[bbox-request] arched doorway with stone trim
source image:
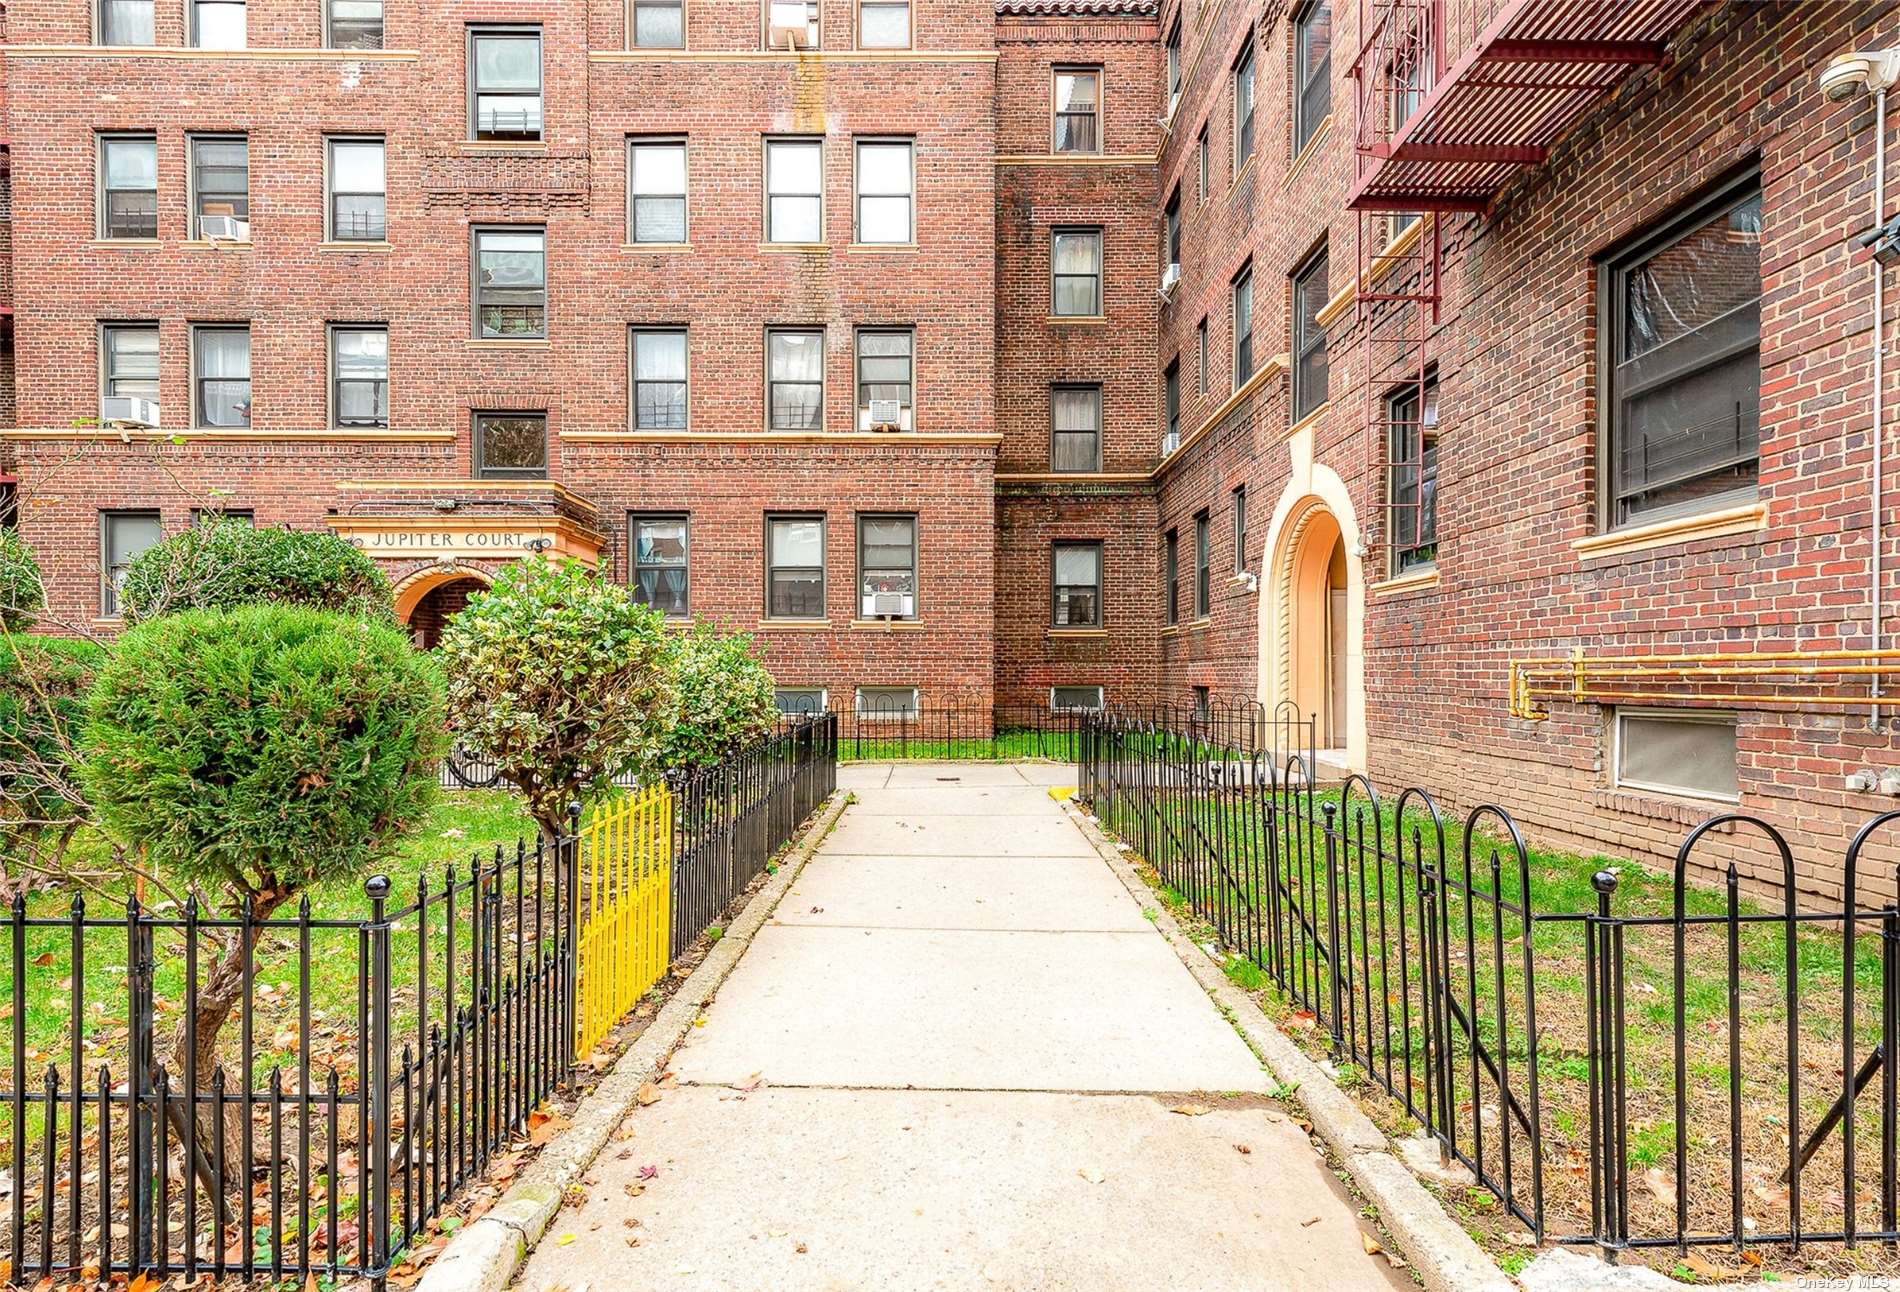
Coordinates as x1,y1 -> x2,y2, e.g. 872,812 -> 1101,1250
1285,506 -> 1347,751
392,562 -> 495,650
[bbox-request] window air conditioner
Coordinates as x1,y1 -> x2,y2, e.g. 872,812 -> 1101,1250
863,591 -> 914,618
200,215 -> 250,241
100,396 -> 160,428
868,398 -> 903,430
1159,262 -> 1182,297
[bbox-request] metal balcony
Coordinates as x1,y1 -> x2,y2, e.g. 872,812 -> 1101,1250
1348,0 -> 1709,211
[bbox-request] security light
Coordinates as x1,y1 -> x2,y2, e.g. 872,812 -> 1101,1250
1859,212 -> 1900,267
1821,48 -> 1900,102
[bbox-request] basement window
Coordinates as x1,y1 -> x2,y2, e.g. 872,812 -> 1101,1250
1052,685 -> 1104,713
775,687 -> 828,715
1612,709 -> 1738,803
856,686 -> 920,720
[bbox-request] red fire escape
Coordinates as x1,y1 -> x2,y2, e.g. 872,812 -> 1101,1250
1347,0 -> 1707,568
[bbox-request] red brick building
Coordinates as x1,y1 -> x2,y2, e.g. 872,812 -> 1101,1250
4,0 -> 1899,895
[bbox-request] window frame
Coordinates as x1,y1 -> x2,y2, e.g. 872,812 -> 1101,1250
853,137 -> 914,246
628,135 -> 689,245
1197,316 -> 1209,395
472,411 -> 549,480
629,512 -> 691,618
1050,227 -> 1103,318
100,509 -> 162,619
1192,509 -> 1210,617
775,687 -> 829,716
190,323 -> 251,429
856,512 -> 919,621
764,0 -> 819,49
857,0 -> 910,50
764,136 -> 825,245
1232,39 -> 1255,174
1052,66 -> 1103,155
97,0 -> 156,45
855,686 -> 920,720
1164,187 -> 1181,268
1232,262 -> 1254,389
187,133 -> 249,241
97,133 -> 158,240
855,327 -> 914,431
631,327 -> 690,431
1293,0 -> 1332,156
324,0 -> 383,50
1050,383 -> 1103,474
631,0 -> 685,49
467,25 -> 545,143
1387,373 -> 1440,575
1051,685 -> 1105,714
471,224 -> 548,340
766,327 -> 826,431
1165,20 -> 1182,115
766,512 -> 828,620
325,135 -> 386,243
1051,540 -> 1104,629
1163,358 -> 1180,451
188,0 -> 245,48
1291,246 -> 1329,422
329,323 -> 390,430
99,321 -> 160,411
1164,527 -> 1179,626
1612,708 -> 1740,804
1233,484 -> 1248,572
1197,124 -> 1210,204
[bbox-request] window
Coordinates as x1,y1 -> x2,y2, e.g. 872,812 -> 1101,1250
1052,542 -> 1102,628
1051,229 -> 1102,317
767,0 -> 818,47
330,326 -> 388,428
1292,247 -> 1329,421
470,28 -> 543,141
327,0 -> 382,49
775,687 -> 828,715
1193,685 -> 1210,721
100,511 -> 161,618
1233,484 -> 1248,572
102,324 -> 159,407
474,227 -> 547,339
859,0 -> 908,48
629,138 -> 688,243
99,0 -> 154,44
1052,685 -> 1104,713
1164,528 -> 1179,625
1053,69 -> 1100,153
1232,42 -> 1255,172
1164,188 -> 1181,269
1165,22 -> 1182,114
1602,172 -> 1761,526
1388,376 -> 1439,573
856,686 -> 919,720
1163,359 -> 1179,452
855,139 -> 913,244
327,137 -> 386,241
767,515 -> 826,618
858,514 -> 917,619
1051,385 -> 1101,473
856,329 -> 913,430
473,412 -> 548,479
633,0 -> 683,48
193,326 -> 250,428
1197,125 -> 1209,203
768,329 -> 825,429
1232,263 -> 1254,387
190,0 -> 245,48
1197,317 -> 1209,395
1294,1 -> 1332,155
1613,710 -> 1738,802
188,135 -> 248,240
1193,510 -> 1210,617
766,138 -> 823,244
630,514 -> 690,617
98,136 -> 157,239
632,329 -> 689,429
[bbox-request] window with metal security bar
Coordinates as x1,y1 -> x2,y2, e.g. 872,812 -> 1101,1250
630,514 -> 690,617
1600,169 -> 1761,528
474,227 -> 546,339
98,135 -> 156,239
100,511 -> 160,618
1293,1 -> 1330,155
1053,69 -> 1101,153
101,324 -> 158,407
1052,685 -> 1104,713
1052,541 -> 1102,628
474,412 -> 547,479
1051,385 -> 1101,473
1387,374 -> 1439,575
327,137 -> 386,241
99,0 -> 154,44
326,0 -> 382,49
856,686 -> 919,720
1292,246 -> 1328,421
767,514 -> 826,618
470,28 -> 543,141
188,135 -> 248,241
633,0 -> 683,48
632,329 -> 689,429
1613,709 -> 1738,803
331,325 -> 389,429
768,329 -> 824,429
857,514 -> 917,620
775,687 -> 827,715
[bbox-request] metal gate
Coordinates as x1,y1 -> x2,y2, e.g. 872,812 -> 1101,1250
574,783 -> 673,1059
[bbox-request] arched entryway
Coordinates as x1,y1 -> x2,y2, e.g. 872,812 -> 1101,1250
1285,507 -> 1348,752
392,564 -> 494,650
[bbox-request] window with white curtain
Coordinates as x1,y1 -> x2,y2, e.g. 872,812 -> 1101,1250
1052,542 -> 1102,627
630,514 -> 690,617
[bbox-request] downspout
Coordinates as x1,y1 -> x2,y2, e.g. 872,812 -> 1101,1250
1875,84 -> 1888,731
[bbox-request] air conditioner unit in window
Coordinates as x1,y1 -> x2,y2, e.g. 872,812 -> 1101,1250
199,215 -> 250,242
100,396 -> 160,428
769,23 -> 812,48
863,592 -> 914,619
868,398 -> 903,430
1159,262 -> 1182,298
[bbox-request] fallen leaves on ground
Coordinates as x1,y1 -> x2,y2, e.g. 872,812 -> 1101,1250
529,1111 -> 573,1147
1169,1103 -> 1211,1117
1360,1233 -> 1382,1256
636,1082 -> 662,1107
1683,1251 -> 1747,1282
1077,1167 -> 1105,1185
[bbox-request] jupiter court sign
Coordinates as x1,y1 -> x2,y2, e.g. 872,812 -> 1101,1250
325,515 -> 605,564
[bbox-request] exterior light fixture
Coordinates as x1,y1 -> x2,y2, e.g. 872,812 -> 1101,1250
1821,48 -> 1900,101
1859,211 -> 1900,266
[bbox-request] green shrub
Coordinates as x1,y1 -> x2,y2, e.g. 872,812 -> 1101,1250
119,518 -> 394,624
0,636 -> 106,883
438,559 -> 676,837
0,530 -> 46,631
660,621 -> 777,770
82,604 -> 444,893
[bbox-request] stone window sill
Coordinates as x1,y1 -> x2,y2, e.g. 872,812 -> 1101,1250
621,242 -> 693,253
758,618 -> 832,630
1046,315 -> 1108,326
318,240 -> 391,252
849,618 -> 926,630
1371,566 -> 1439,598
1571,501 -> 1767,561
1046,627 -> 1108,639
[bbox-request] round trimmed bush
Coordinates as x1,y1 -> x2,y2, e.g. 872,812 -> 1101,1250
119,519 -> 394,625
660,621 -> 777,770
82,604 -> 444,893
0,530 -> 46,631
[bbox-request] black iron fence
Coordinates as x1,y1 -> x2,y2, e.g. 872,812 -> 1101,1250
2,715 -> 837,1287
1079,710 -> 1900,1265
825,696 -> 1302,764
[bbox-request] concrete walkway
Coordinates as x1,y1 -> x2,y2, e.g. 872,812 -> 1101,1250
515,762 -> 1403,1292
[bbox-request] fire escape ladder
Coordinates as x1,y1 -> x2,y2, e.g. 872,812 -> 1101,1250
1357,207 -> 1439,573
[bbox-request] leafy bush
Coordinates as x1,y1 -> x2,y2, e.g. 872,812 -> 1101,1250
0,530 -> 46,631
438,559 -> 677,837
82,605 -> 444,895
119,518 -> 394,624
660,621 -> 777,770
0,636 -> 106,888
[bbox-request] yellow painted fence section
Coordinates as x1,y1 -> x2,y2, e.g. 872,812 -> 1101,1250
575,782 -> 673,1059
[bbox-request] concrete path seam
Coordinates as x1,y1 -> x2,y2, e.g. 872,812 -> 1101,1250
1060,797 -> 1518,1292
416,788 -> 852,1292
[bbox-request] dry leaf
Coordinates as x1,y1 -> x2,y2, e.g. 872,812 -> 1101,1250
1077,1167 -> 1105,1184
636,1083 -> 662,1107
1643,1167 -> 1675,1207
1503,1230 -> 1536,1247
1682,1251 -> 1745,1282
1360,1232 -> 1382,1256
529,1113 -> 572,1147
1169,1103 -> 1211,1117
1232,1143 -> 1251,1155
1300,1216 -> 1321,1228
